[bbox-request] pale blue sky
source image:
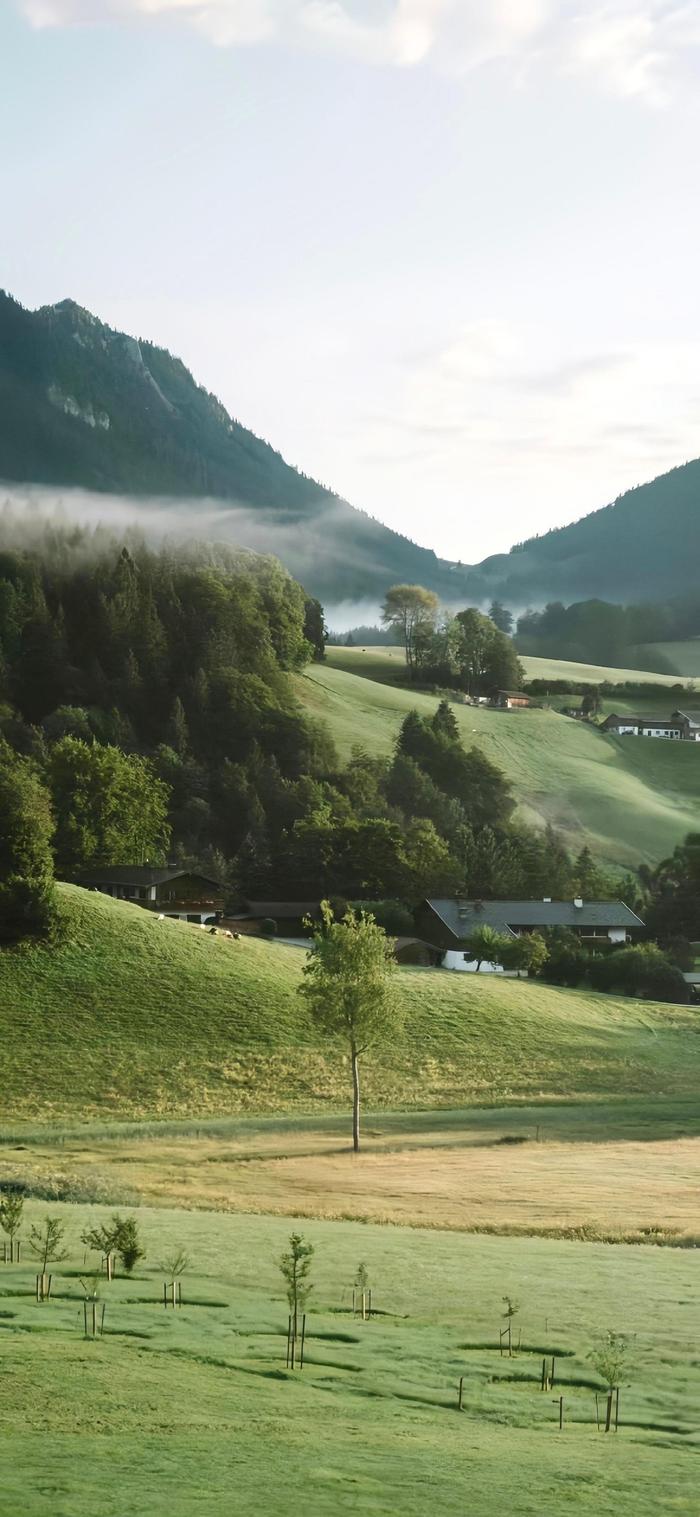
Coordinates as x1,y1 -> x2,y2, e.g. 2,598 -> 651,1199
3,1 -> 700,561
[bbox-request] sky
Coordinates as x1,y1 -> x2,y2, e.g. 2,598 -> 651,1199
2,1 -> 700,563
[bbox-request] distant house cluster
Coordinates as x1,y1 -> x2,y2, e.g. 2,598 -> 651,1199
601,709 -> 700,741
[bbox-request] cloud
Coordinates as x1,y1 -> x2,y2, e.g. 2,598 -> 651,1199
17,0 -> 700,103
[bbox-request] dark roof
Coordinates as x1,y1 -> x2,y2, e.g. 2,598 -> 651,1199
244,901 -> 322,918
78,866 -> 223,889
423,898 -> 644,940
672,709 -> 700,724
603,713 -> 685,728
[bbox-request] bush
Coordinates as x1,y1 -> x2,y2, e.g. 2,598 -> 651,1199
588,943 -> 689,1004
349,900 -> 414,936
260,917 -> 277,936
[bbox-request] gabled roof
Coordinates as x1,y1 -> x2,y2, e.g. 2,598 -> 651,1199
423,898 -> 644,940
603,713 -> 685,727
79,866 -> 223,889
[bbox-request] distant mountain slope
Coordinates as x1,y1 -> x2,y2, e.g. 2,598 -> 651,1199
0,291 -> 468,604
2,289 -> 698,609
460,459 -> 700,607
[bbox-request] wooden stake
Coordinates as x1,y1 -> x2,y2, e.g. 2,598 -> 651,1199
595,1394 -> 600,1431
605,1390 -> 613,1433
92,1301 -> 97,1339
163,1282 -> 167,1309
101,1303 -> 106,1336
83,1300 -> 88,1337
458,1376 -> 464,1411
106,1253 -> 113,1283
550,1356 -> 555,1388
352,1288 -> 356,1315
368,1289 -> 372,1319
541,1357 -> 547,1391
300,1313 -> 306,1370
615,1387 -> 620,1432
558,1396 -> 564,1431
286,1315 -> 292,1368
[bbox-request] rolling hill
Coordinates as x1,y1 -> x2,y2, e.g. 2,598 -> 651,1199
299,650 -> 700,866
0,885 -> 697,1124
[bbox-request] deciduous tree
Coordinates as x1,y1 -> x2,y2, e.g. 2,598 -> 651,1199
299,902 -> 400,1151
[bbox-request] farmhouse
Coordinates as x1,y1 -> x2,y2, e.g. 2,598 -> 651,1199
601,710 -> 700,740
415,897 -> 645,973
223,901 -> 322,937
496,690 -> 533,709
77,866 -> 225,924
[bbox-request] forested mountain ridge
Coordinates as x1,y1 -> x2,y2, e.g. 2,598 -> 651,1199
3,288 -> 699,609
463,458 -> 700,607
0,291 -> 467,604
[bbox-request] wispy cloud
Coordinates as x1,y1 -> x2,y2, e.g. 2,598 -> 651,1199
17,0 -> 700,103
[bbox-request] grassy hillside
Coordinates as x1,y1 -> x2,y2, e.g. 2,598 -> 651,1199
326,645 -> 691,688
3,1203 -> 698,1517
300,659 -> 700,865
0,886 -> 697,1125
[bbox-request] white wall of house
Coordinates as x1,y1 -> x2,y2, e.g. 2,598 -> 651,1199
607,927 -> 627,943
443,950 -> 504,974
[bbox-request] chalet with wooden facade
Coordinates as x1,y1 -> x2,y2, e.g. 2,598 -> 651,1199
78,866 -> 225,924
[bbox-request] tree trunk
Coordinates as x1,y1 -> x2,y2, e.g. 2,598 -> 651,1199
352,1047 -> 360,1153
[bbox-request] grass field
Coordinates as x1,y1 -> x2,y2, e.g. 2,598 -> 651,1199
1,886 -> 698,1127
1,1201 -> 698,1517
297,660 -> 700,864
325,646 -> 692,688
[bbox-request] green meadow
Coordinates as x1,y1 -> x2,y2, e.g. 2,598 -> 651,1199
1,886 -> 698,1126
1,1202 -> 697,1517
298,656 -> 700,865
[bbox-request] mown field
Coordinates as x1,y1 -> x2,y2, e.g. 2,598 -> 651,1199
1,1201 -> 698,1517
1,887 -> 698,1126
3,893 -> 700,1514
325,646 -> 691,689
298,657 -> 700,865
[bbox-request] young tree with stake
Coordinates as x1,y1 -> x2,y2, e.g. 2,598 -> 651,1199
299,902 -> 400,1152
0,1192 -> 24,1257
28,1216 -> 68,1274
279,1233 -> 314,1335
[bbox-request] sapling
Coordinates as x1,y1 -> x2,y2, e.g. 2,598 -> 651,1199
502,1295 -> 520,1356
28,1215 -> 68,1273
0,1192 -> 24,1258
115,1216 -> 145,1275
161,1247 -> 189,1283
589,1330 -> 631,1433
280,1233 -> 314,1335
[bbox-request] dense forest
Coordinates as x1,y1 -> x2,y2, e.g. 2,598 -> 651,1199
516,592 -> 700,670
0,517 -> 625,939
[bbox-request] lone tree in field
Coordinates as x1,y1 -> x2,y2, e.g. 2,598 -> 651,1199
0,1192 -> 24,1253
381,584 -> 439,679
28,1216 -> 68,1274
299,902 -> 400,1152
279,1233 -> 314,1335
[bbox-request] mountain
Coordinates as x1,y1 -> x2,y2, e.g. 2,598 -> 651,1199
2,289 -> 699,612
458,459 -> 700,610
0,291 -> 471,605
